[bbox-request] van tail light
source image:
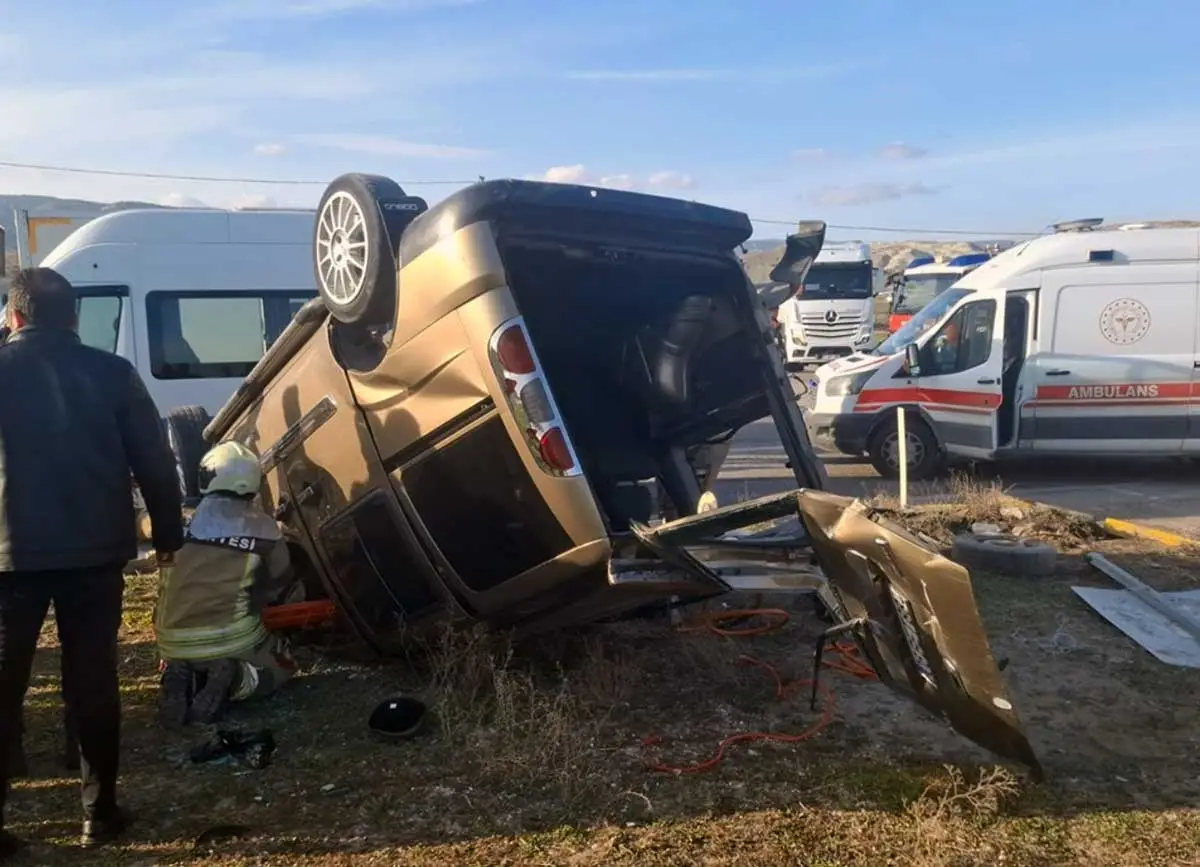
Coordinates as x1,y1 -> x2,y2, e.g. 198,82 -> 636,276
488,317 -> 582,477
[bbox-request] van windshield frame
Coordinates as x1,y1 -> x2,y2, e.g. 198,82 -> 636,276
1,284 -> 129,354
874,287 -> 975,356
892,273 -> 960,315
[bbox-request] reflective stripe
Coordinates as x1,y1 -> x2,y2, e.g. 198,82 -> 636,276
157,615 -> 269,662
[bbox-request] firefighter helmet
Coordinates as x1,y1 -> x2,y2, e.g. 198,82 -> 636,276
197,441 -> 263,497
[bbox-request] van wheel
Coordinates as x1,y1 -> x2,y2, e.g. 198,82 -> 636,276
165,405 -> 212,500
868,415 -> 941,480
313,173 -> 428,326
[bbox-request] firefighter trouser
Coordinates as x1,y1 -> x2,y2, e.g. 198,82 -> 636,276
229,635 -> 298,702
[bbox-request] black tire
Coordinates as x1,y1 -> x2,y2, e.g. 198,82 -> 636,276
950,533 -> 1057,576
867,414 -> 942,480
312,173 -> 428,326
165,405 -> 212,500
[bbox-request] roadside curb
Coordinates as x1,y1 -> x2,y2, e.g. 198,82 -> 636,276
882,493 -> 1199,549
1101,517 -> 1197,549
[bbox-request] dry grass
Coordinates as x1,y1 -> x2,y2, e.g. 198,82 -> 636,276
6,532 -> 1200,866
868,470 -> 1108,550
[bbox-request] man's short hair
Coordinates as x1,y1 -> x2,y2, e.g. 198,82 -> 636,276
8,267 -> 77,330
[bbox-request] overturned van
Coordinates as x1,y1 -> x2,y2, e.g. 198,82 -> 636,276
200,174 -> 1041,777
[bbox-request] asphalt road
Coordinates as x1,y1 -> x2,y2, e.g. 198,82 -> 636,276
712,378 -> 1200,540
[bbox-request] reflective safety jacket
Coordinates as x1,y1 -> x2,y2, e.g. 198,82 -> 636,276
154,495 -> 291,663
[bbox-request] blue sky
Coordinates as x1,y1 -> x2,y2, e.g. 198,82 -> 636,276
1,0 -> 1198,240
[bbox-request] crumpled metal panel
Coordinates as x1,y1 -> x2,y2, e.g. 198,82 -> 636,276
796,489 -> 1043,779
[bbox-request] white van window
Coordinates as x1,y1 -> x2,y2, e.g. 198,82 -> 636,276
146,290 -> 316,380
923,300 -> 996,376
77,295 -> 123,354
1,286 -> 126,354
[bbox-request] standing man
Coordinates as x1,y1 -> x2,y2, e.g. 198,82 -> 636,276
0,268 -> 184,857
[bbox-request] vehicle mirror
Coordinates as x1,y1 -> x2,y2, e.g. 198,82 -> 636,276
903,342 -> 921,377
756,282 -> 797,311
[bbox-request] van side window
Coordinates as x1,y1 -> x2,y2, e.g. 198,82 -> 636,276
3,287 -> 126,354
146,291 -> 316,380
77,295 -> 123,354
923,300 -> 996,376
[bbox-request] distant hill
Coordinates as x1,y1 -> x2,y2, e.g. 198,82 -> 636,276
739,222 -> 1200,284
0,194 -> 164,240
740,239 -> 992,284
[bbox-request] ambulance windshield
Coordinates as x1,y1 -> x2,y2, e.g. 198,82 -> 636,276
874,287 -> 974,356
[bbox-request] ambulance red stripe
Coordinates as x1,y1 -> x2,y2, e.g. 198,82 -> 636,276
854,387 -> 1000,410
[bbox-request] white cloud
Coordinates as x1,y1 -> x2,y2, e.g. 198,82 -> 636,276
647,170 -> 696,190
566,65 -> 846,83
923,123 -> 1200,171
158,193 -> 210,208
877,142 -> 929,160
540,165 -> 592,184
536,166 -> 696,192
598,173 -> 636,190
809,182 -> 938,207
201,0 -> 485,21
792,147 -> 835,162
254,143 -> 287,157
294,133 -> 488,160
228,193 -> 280,209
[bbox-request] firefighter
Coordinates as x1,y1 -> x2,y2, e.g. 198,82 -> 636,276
154,442 -> 298,728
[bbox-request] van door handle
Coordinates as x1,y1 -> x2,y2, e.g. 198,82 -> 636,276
977,378 -> 996,385
1045,369 -> 1071,377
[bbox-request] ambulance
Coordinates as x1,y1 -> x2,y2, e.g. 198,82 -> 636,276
887,252 -> 992,334
806,218 -> 1200,478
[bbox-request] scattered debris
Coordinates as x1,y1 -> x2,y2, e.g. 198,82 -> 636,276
950,533 -> 1058,576
368,695 -> 429,741
870,474 -> 1107,551
192,824 -> 252,851
1074,552 -> 1200,667
190,729 -> 277,769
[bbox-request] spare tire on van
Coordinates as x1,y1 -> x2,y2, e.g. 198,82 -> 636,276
165,405 -> 212,501
312,174 -> 428,325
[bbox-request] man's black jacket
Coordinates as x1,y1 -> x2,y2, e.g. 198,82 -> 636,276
0,327 -> 184,572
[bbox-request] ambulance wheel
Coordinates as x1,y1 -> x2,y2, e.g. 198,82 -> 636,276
165,405 -> 212,500
867,415 -> 941,480
313,173 -> 428,326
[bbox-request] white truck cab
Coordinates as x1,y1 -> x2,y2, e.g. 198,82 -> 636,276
1,207 -> 317,416
776,240 -> 882,369
808,219 -> 1200,477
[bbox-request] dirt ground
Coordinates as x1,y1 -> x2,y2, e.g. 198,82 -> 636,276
8,486 -> 1200,866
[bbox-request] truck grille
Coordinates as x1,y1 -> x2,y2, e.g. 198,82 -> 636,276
799,313 -> 863,341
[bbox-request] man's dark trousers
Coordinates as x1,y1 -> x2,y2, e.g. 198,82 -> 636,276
0,566 -> 125,828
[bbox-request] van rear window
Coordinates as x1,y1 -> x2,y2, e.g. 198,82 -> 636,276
146,290 -> 316,380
